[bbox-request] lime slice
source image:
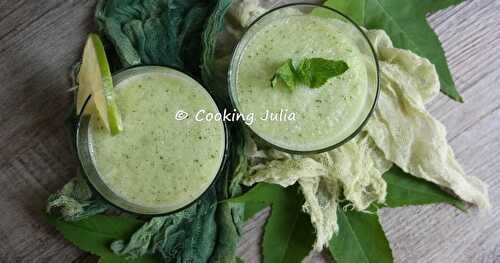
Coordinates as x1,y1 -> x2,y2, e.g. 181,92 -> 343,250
77,33 -> 123,135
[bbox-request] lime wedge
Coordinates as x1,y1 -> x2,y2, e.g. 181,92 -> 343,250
77,33 -> 123,135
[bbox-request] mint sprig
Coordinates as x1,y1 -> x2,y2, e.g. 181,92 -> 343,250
270,58 -> 349,90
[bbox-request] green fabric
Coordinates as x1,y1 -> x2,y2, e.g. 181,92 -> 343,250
110,188 -> 218,263
47,0 -> 243,263
96,0 -> 208,74
208,129 -> 248,263
46,175 -> 110,221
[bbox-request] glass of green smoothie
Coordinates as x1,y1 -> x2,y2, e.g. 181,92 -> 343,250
228,4 -> 380,154
76,66 -> 228,215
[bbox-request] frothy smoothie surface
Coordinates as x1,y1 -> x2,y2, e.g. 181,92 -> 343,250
88,67 -> 225,213
233,14 -> 373,152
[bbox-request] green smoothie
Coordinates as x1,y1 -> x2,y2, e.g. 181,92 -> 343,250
87,67 -> 225,213
231,13 -> 376,152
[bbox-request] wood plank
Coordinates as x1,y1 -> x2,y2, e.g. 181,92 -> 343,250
0,0 -> 97,262
426,1 -> 500,142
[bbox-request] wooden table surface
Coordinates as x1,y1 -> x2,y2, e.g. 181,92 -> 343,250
1,0 -> 499,262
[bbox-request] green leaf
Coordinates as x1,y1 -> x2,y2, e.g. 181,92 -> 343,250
329,207 -> 393,263
324,0 -> 464,102
243,202 -> 268,221
271,59 -> 298,90
270,58 -> 348,90
230,183 -> 315,263
318,0 -> 365,24
46,214 -> 161,263
383,166 -> 466,211
298,58 -> 349,88
421,0 -> 465,13
236,257 -> 245,263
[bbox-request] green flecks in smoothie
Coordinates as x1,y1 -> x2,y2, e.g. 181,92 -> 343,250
235,15 -> 370,151
89,68 -> 225,211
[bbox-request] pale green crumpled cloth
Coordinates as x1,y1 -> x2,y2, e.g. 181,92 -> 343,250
229,0 -> 490,251
364,30 -> 489,209
244,133 -> 390,249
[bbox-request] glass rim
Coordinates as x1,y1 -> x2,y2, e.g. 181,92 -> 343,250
227,3 -> 381,154
75,65 -> 229,216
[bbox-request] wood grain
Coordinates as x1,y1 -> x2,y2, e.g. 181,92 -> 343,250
0,0 -> 96,262
0,0 -> 498,262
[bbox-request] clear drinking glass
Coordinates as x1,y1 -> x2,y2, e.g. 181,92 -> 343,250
76,66 -> 228,215
228,3 -> 380,154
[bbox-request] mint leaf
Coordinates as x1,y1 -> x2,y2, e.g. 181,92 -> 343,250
230,183 -> 315,263
298,58 -> 349,88
329,207 -> 393,263
323,0 -> 464,102
270,58 -> 348,90
271,59 -> 298,90
46,214 -> 161,263
383,165 -> 466,211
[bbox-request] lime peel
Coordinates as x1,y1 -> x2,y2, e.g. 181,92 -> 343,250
77,33 -> 123,135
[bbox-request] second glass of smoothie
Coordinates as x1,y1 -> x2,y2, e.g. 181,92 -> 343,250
229,4 -> 379,153
77,66 -> 227,215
